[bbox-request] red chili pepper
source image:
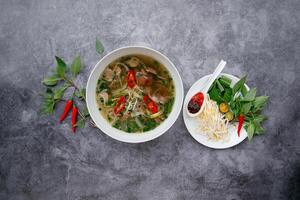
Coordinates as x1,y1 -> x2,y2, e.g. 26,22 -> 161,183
237,115 -> 244,137
143,95 -> 149,103
59,100 -> 73,122
143,95 -> 158,114
127,70 -> 136,88
114,96 -> 126,114
147,101 -> 158,113
72,106 -> 78,133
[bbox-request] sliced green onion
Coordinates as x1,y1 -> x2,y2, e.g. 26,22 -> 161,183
216,80 -> 224,92
135,118 -> 144,129
219,76 -> 232,87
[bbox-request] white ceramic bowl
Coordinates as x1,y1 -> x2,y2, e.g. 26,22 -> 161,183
86,46 -> 184,143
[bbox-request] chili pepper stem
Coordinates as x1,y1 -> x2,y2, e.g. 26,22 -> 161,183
77,109 -> 97,127
89,120 -> 97,128
58,76 -> 96,129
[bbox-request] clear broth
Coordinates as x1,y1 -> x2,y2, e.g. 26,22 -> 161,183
96,54 -> 175,133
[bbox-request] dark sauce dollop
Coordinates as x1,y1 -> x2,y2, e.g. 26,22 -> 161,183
187,92 -> 204,114
188,101 -> 200,113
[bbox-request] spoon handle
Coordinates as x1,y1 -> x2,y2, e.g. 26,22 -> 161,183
202,60 -> 226,93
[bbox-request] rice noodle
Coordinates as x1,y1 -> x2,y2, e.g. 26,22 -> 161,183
115,62 -> 129,71
197,96 -> 229,142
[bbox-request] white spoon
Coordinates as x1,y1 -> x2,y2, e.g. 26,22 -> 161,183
187,60 -> 227,117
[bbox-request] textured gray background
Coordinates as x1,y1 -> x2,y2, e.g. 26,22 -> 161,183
0,0 -> 299,199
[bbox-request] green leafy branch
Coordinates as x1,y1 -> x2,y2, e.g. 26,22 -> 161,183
208,75 -> 269,141
40,38 -> 104,130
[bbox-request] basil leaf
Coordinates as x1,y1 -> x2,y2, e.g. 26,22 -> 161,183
42,75 -> 61,86
75,90 -> 81,99
253,114 -> 267,123
82,106 -> 90,117
209,87 -> 224,104
241,102 -> 252,114
223,88 -> 233,102
96,38 -> 104,55
253,96 -> 268,110
247,122 -> 255,141
254,122 -> 264,134
42,88 -> 53,98
219,76 -> 232,87
81,88 -> 86,97
232,76 -> 246,95
40,88 -> 55,114
231,100 -> 242,117
241,85 -> 248,96
71,56 -> 81,77
75,88 -> 86,100
75,119 -> 85,128
243,88 -> 256,102
55,56 -> 67,77
53,84 -> 70,100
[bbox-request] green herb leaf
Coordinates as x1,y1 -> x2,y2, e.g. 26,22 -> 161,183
55,56 -> 67,77
75,90 -> 81,99
113,119 -> 121,129
53,83 -> 70,100
243,88 -> 257,101
97,80 -> 108,92
82,106 -> 90,117
143,119 -> 157,132
253,121 -> 264,134
164,98 -> 174,117
230,101 -> 242,117
223,88 -> 233,102
106,98 -> 115,106
232,76 -> 246,95
75,88 -> 86,100
96,38 -> 104,55
253,114 -> 267,123
219,75 -> 232,87
216,80 -> 224,92
42,75 -> 62,86
241,85 -> 248,96
253,96 -> 268,111
247,122 -> 255,141
208,87 -> 224,104
127,119 -> 139,133
70,56 -> 81,77
75,118 -> 85,128
241,102 -> 252,114
40,88 -> 55,114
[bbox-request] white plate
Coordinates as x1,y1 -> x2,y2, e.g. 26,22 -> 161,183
86,46 -> 184,143
183,73 -> 248,149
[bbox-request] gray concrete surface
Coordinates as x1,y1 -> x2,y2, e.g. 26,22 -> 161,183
0,0 -> 299,199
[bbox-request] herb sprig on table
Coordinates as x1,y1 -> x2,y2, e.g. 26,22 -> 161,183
40,38 -> 104,132
208,75 -> 269,140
